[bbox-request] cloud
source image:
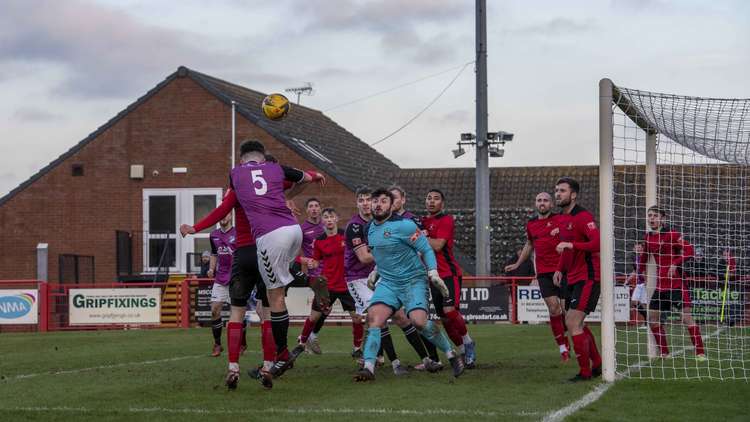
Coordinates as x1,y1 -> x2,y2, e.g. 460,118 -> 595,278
0,171 -> 17,182
300,0 -> 468,32
432,109 -> 471,126
0,0 -> 228,99
298,0 -> 468,64
511,17 -> 597,37
11,107 -> 64,122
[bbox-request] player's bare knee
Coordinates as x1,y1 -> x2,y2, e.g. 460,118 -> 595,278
211,303 -> 223,319
547,299 -> 562,316
408,312 -> 428,329
229,306 -> 246,323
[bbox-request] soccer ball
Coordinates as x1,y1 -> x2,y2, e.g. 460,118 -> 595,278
261,93 -> 290,121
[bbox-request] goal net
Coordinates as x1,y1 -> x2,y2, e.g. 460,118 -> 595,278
599,79 -> 750,381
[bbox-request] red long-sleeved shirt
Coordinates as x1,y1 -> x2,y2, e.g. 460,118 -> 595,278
557,205 -> 600,284
638,227 -> 694,291
312,230 -> 347,292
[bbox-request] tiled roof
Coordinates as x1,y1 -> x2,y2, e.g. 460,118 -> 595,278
185,68 -> 400,190
394,166 -> 601,273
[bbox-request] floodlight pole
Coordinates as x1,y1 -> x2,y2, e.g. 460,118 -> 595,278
475,0 -> 491,276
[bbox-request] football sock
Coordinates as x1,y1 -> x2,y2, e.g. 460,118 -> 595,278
270,310 -> 290,356
583,326 -> 602,368
649,323 -> 670,356
299,318 -> 314,343
227,321 -> 243,364
550,314 -> 568,349
211,318 -> 223,346
352,320 -> 364,348
380,326 -> 398,362
446,310 -> 468,336
688,325 -> 705,355
261,320 -> 275,362
420,333 -> 440,361
363,327 -> 382,366
418,320 -> 453,355
402,324 -> 428,359
572,333 -> 591,377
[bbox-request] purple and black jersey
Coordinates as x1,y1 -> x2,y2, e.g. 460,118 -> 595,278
230,161 -> 305,239
210,227 -> 236,285
344,213 -> 374,281
398,210 -> 423,229
301,219 -> 325,276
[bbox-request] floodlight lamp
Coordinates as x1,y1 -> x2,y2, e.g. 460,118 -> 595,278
489,147 -> 504,158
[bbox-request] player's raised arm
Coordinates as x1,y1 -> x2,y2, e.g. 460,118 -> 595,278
346,222 -> 374,264
181,189 -> 237,237
505,239 -> 533,273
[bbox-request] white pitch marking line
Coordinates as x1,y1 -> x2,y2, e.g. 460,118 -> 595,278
5,349 -> 367,381
1,406 -> 542,418
10,354 -> 205,380
541,327 -> 723,422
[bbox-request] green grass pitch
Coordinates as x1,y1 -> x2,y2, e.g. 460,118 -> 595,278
0,325 -> 747,421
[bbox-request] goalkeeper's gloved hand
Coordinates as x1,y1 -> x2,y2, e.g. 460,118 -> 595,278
367,268 -> 380,290
428,269 -> 449,298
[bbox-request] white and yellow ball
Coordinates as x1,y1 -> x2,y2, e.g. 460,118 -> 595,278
261,93 -> 290,121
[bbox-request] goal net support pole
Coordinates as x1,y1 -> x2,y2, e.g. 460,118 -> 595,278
599,78 -> 616,382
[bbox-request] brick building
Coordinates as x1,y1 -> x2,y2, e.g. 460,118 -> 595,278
0,66 -> 398,282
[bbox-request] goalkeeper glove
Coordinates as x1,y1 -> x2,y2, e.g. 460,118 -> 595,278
428,269 -> 449,298
367,268 -> 380,290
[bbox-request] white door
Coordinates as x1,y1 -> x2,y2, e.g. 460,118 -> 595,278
143,188 -> 222,273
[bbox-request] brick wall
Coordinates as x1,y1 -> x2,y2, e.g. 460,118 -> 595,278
0,75 -> 356,282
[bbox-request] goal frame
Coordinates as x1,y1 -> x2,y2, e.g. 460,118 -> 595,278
599,78 -> 661,382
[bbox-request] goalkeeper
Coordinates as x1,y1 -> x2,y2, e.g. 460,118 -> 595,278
354,188 -> 465,381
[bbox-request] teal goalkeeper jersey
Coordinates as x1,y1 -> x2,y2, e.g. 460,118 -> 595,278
367,214 -> 438,284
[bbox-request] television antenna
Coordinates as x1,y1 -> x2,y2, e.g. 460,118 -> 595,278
285,83 -> 314,104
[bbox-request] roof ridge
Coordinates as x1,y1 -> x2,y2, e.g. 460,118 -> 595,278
182,66 -> 326,115
0,69 -> 182,207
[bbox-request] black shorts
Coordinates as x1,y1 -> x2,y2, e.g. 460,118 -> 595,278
537,273 -> 564,299
564,280 -> 600,314
648,289 -> 688,312
229,245 -> 268,307
312,290 -> 356,313
430,275 -> 462,318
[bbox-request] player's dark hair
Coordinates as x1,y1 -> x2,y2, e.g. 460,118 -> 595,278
371,188 -> 394,202
648,205 -> 666,216
388,185 -> 405,198
321,207 -> 337,215
264,154 -> 277,163
355,186 -> 371,198
240,140 -> 265,156
556,177 -> 580,193
427,188 -> 445,201
305,197 -> 320,207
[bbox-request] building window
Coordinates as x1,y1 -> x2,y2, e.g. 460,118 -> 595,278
142,188 -> 222,273
72,164 -> 84,176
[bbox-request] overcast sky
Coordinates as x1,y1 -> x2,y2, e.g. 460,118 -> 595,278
1,0 -> 748,196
